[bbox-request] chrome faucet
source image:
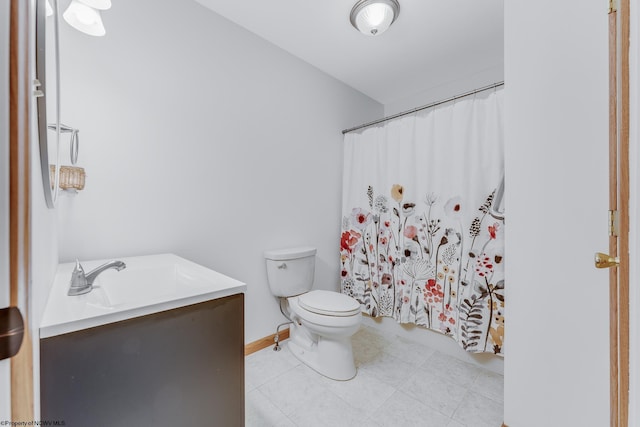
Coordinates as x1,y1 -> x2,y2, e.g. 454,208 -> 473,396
68,259 -> 126,296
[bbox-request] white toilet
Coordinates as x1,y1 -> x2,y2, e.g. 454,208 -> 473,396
264,247 -> 362,380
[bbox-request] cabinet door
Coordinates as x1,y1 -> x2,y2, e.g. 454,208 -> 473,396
41,294 -> 245,427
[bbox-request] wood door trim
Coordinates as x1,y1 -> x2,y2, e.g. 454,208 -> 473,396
618,0 -> 630,426
609,9 -> 619,427
610,1 -> 630,426
9,0 -> 33,421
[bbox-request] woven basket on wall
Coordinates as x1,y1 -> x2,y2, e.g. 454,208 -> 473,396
49,165 -> 86,191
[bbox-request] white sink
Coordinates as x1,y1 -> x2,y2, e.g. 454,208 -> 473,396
40,254 -> 246,338
91,259 -> 212,307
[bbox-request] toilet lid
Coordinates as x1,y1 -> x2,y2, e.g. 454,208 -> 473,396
298,290 -> 361,317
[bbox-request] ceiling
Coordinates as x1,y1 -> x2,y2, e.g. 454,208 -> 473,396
193,0 -> 504,106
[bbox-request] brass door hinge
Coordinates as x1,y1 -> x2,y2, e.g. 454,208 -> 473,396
609,209 -> 619,236
609,0 -> 617,13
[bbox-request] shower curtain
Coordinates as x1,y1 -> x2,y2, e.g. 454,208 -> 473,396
340,90 -> 505,355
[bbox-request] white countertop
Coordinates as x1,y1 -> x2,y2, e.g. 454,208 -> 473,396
40,253 -> 246,338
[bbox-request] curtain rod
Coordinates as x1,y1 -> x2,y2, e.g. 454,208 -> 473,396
341,81 -> 505,135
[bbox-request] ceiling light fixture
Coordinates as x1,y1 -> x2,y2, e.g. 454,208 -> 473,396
350,0 -> 400,36
63,0 -> 109,37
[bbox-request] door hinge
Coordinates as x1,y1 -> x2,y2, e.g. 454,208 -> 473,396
609,0 -> 617,13
609,209 -> 619,236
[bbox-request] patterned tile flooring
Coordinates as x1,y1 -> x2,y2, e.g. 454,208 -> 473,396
245,324 -> 504,427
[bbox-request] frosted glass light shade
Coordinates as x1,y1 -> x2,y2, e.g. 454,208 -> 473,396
350,0 -> 400,36
46,0 -> 53,17
63,0 -> 105,36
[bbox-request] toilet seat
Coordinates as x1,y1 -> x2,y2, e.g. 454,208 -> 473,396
297,290 -> 360,317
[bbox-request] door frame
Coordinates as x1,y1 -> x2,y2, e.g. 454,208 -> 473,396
9,0 -> 34,421
610,0 -> 630,426
628,0 -> 639,423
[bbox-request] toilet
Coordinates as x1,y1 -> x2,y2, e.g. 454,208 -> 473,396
264,247 -> 362,380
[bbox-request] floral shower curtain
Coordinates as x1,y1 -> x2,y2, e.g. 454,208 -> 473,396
340,90 -> 505,355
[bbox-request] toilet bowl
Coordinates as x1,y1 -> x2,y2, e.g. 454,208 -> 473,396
264,247 -> 362,380
286,290 -> 361,380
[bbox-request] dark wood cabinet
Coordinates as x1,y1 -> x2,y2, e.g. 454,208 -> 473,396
41,293 -> 244,427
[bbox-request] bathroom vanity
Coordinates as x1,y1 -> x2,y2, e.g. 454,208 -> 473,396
39,254 -> 246,427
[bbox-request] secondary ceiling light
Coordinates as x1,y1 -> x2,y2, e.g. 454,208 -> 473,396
63,0 -> 110,37
350,0 -> 400,36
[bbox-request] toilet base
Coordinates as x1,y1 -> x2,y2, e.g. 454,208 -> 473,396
287,332 -> 357,381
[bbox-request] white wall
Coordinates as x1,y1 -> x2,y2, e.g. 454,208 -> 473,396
55,0 -> 382,343
504,1 -> 609,426
30,102 -> 60,422
29,0 -> 60,418
29,123 -> 60,422
0,0 -> 59,418
384,65 -> 504,116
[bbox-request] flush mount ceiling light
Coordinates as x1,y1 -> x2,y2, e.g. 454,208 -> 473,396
350,0 -> 400,36
63,0 -> 109,37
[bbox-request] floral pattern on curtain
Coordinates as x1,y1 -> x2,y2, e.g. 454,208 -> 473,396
340,90 -> 505,355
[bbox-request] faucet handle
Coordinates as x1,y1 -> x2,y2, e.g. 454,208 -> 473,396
68,259 -> 90,296
72,258 -> 85,275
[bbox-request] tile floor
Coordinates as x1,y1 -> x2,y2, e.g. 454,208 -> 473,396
245,324 -> 504,427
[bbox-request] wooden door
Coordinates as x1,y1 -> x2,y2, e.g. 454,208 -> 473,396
8,0 -> 34,421
606,0 -> 629,426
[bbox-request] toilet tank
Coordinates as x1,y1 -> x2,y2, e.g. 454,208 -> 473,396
263,247 -> 316,297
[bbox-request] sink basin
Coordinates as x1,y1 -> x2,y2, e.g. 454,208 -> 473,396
40,254 -> 246,338
91,259 -> 211,308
